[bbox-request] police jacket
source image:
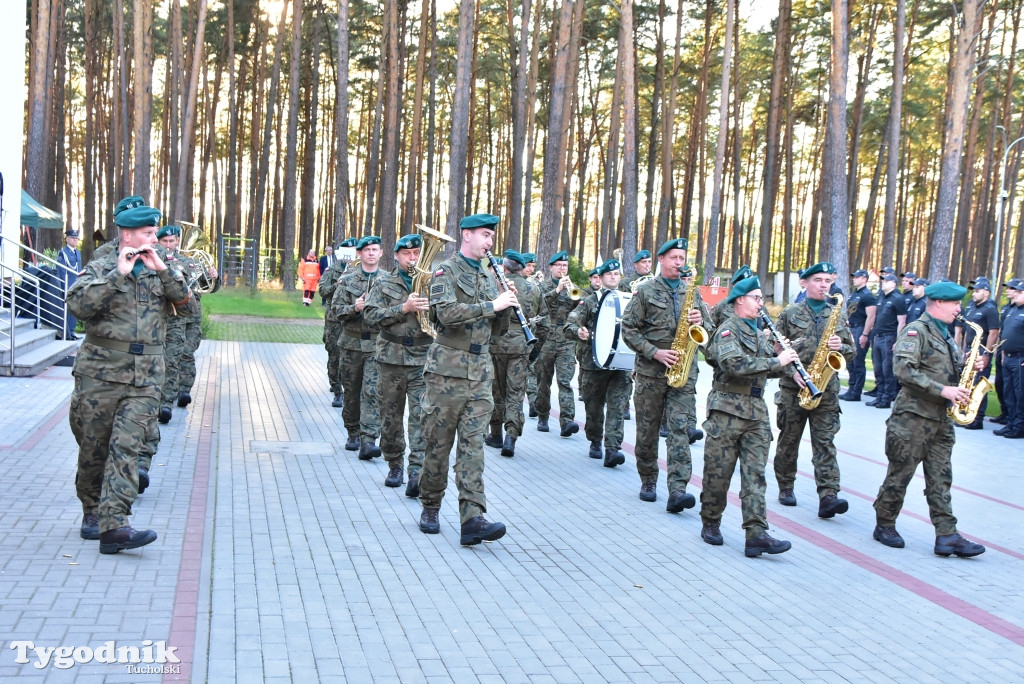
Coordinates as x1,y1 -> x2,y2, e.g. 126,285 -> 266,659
773,299 -> 855,395
424,255 -> 510,381
67,247 -> 189,387
332,268 -> 382,352
491,272 -> 548,354
704,315 -> 788,422
892,312 -> 963,422
620,277 -> 713,379
362,267 -> 432,366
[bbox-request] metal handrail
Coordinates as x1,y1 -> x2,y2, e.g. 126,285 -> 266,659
0,264 -> 44,374
0,233 -> 73,338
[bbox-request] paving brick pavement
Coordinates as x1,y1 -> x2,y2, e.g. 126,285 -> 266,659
0,341 -> 1021,682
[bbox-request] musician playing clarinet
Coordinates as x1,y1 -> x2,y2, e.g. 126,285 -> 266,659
699,276 -> 799,557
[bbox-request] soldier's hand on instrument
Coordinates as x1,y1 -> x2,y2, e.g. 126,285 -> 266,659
941,385 -> 971,404
137,246 -> 167,272
493,290 -> 519,311
827,334 -> 843,351
403,294 -> 430,313
506,280 -> 519,295
974,357 -> 986,372
792,370 -> 807,389
653,348 -> 680,368
777,348 -> 800,367
116,246 -> 137,274
557,276 -> 570,292
354,293 -> 367,312
577,328 -> 590,341
209,268 -> 219,278
687,308 -> 703,324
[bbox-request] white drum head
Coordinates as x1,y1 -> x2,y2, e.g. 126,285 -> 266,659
592,290 -> 636,370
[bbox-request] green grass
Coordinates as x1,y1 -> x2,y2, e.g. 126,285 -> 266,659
204,320 -> 324,344
203,287 -> 325,320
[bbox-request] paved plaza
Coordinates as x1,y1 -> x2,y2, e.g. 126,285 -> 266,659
0,340 -> 1021,682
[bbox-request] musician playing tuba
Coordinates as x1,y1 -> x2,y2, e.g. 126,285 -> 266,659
769,262 -> 855,519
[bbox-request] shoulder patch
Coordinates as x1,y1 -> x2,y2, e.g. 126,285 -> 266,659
907,330 -> 917,336
721,329 -> 731,337
434,269 -> 444,277
430,283 -> 445,297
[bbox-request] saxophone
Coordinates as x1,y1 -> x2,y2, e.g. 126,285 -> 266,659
798,294 -> 847,410
948,315 -> 995,425
666,281 -> 709,388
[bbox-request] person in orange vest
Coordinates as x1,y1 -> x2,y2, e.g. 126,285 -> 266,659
299,250 -> 321,305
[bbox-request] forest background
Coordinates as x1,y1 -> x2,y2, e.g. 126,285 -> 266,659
22,0 -> 1024,300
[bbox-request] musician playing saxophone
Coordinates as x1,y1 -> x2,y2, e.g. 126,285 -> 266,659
771,262 -> 855,518
620,238 -> 713,512
872,281 -> 986,557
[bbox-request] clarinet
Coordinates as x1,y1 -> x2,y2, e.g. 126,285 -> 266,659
485,250 -> 538,347
758,309 -> 823,400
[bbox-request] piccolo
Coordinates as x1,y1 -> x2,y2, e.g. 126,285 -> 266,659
484,250 -> 538,347
124,247 -> 152,258
758,309 -> 823,400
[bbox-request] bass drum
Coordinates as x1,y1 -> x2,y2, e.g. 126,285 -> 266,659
591,289 -> 636,370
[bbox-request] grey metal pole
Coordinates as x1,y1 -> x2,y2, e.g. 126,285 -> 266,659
993,132 -> 1024,301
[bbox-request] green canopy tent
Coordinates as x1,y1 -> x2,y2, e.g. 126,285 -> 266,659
20,190 -> 64,230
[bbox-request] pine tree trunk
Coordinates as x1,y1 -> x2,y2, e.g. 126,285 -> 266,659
882,0 -> 906,269
443,0 -> 477,241
703,0 -> 733,282
132,0 -> 155,200
333,0 -> 350,241
823,0 -> 850,286
403,0 -> 432,233
379,0 -> 403,244
758,0 -> 790,285
172,0 -> 208,223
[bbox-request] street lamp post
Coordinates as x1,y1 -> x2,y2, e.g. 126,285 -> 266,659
993,129 -> 1024,298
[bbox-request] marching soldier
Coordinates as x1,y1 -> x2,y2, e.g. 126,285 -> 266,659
566,258 -> 629,467
699,276 -> 798,556
839,269 -> 877,402
868,273 -> 908,409
619,250 -> 653,293
319,237 -> 358,408
534,250 -> 580,437
363,234 -> 431,494
679,265 -> 704,443
331,235 -> 383,458
417,214 -> 515,546
522,252 -> 542,417
709,265 -> 753,328
155,225 -> 197,424
486,250 -> 548,458
953,277 -> 1000,431
771,262 -> 855,517
620,238 -> 712,511
67,204 -> 189,553
872,282 -> 986,557
521,252 -> 538,279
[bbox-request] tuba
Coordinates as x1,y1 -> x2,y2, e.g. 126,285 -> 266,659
666,277 -> 709,388
798,294 -> 847,410
412,224 -> 455,337
178,220 -> 218,295
948,315 -> 996,425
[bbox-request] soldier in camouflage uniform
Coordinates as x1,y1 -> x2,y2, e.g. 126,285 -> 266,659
617,250 -> 653,422
417,214 -> 514,546
486,250 -> 548,458
566,258 -> 629,468
362,234 -> 431,495
67,205 -> 189,554
621,239 -> 713,512
331,236 -> 384,458
175,237 -> 219,410
155,226 -> 198,424
708,265 -> 753,329
771,262 -> 855,518
872,282 -> 986,557
533,251 -> 580,437
522,253 -> 542,417
698,276 -> 798,556
319,237 -> 357,408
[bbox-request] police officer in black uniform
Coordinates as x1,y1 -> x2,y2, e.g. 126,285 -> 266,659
905,277 -> 929,324
868,273 -> 908,409
900,271 -> 917,307
951,276 -> 1001,431
867,267 -> 898,398
840,269 -> 877,402
997,278 -> 1024,438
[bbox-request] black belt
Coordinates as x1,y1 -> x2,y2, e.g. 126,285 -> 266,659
85,334 -> 163,355
712,381 -> 763,398
875,333 -> 895,339
342,330 -> 373,341
380,331 -> 432,347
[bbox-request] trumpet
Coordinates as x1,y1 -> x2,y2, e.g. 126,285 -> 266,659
561,276 -> 583,300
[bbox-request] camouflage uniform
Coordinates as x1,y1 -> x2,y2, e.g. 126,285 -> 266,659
67,247 -> 188,533
331,268 -> 382,442
362,267 -> 431,477
772,299 -> 855,498
318,260 -> 349,397
534,274 -> 578,427
700,314 -> 788,539
490,273 -> 548,438
620,277 -> 714,494
566,289 -> 630,450
176,251 -> 215,397
159,251 -> 199,408
418,255 -> 510,523
873,313 -> 963,535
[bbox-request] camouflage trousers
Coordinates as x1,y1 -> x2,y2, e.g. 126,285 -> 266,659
633,372 -> 695,493
773,389 -> 842,497
490,350 -> 529,438
534,340 -> 576,423
324,319 -> 344,395
526,357 -> 537,405
700,409 -> 772,539
70,375 -> 158,533
418,373 -> 493,524
873,412 -> 958,535
338,347 -> 381,439
579,368 -> 631,449
179,314 -> 201,394
377,361 -> 425,474
161,318 -> 188,406
137,419 -> 161,473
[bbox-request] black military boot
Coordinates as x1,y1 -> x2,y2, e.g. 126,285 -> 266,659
623,407 -> 631,421
345,432 -> 360,451
588,441 -> 603,459
99,526 -> 158,554
537,418 -> 550,432
659,424 -> 669,438
80,513 -> 100,540
603,448 -> 625,468
177,392 -> 192,408
687,427 -> 704,444
873,525 -> 905,548
818,494 -> 849,518
405,470 -> 420,498
158,406 -> 172,424
384,465 -> 403,488
700,522 -> 723,546
484,428 -> 503,449
934,533 -> 986,558
460,516 -> 507,546
528,402 -> 538,418
359,440 -> 382,460
331,393 -> 343,408
778,488 -> 797,506
419,507 -> 440,534
560,421 -> 579,437
744,532 -> 792,557
666,489 -> 696,513
864,387 -> 878,397
501,435 -> 516,458
137,468 -> 150,495
639,482 -> 657,502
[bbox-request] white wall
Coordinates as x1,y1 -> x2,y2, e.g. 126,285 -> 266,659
0,2 -> 27,272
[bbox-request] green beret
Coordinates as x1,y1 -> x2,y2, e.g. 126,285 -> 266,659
156,225 -> 181,239
657,238 -> 688,256
114,195 -> 146,217
597,258 -> 621,276
503,249 -> 526,266
727,275 -> 761,304
680,265 -> 694,278
394,234 -> 423,251
357,235 -> 382,250
339,238 -> 358,248
588,268 -> 599,278
522,252 -> 537,264
115,206 -> 162,229
548,250 -> 569,265
924,281 -> 968,301
459,213 -> 500,230
800,262 -> 837,279
634,249 -> 652,263
731,265 -> 753,285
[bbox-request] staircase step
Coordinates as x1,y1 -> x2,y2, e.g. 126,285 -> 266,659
0,339 -> 78,377
0,327 -> 60,362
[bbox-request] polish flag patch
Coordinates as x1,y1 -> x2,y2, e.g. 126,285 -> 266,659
721,330 -> 731,337
434,269 -> 444,277
907,330 -> 917,336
